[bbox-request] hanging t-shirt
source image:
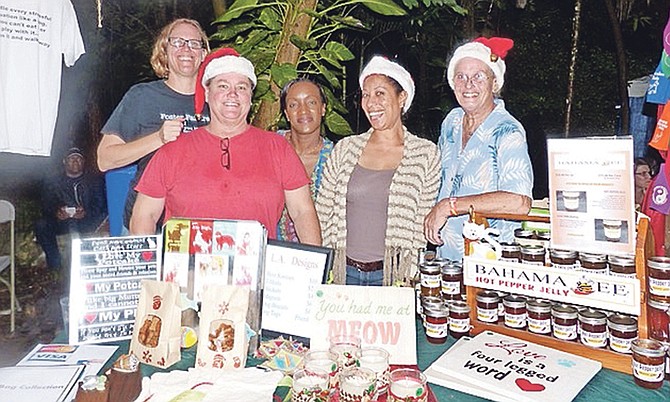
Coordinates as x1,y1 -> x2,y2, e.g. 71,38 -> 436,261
0,0 -> 85,156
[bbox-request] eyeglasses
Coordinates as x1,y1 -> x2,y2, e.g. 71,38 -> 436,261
167,37 -> 204,50
454,71 -> 491,86
221,138 -> 230,170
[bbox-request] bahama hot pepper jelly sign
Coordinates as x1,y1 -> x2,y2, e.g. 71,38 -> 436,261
69,235 -> 160,344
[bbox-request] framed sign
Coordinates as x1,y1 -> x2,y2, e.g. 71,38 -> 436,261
69,235 -> 160,344
260,240 -> 333,345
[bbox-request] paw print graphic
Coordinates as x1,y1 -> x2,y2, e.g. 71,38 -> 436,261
142,350 -> 152,363
218,302 -> 230,316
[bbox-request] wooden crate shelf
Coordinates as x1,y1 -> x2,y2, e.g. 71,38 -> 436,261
464,212 -> 651,375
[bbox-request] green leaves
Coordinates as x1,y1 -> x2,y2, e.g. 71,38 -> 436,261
354,0 -> 406,16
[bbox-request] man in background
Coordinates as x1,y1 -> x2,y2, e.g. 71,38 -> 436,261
35,147 -> 106,271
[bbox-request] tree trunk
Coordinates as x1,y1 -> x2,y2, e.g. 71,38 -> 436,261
252,0 -> 318,130
604,0 -> 630,135
564,0 -> 582,137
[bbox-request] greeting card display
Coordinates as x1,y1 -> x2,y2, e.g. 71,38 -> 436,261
425,331 -> 601,402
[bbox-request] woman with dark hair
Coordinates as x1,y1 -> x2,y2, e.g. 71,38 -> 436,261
634,157 -> 652,209
277,78 -> 334,242
316,56 -> 440,286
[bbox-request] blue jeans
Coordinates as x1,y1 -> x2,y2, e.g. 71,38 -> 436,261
345,265 -> 383,286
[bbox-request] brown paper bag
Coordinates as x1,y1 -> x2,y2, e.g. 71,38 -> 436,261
129,280 -> 182,368
196,284 -> 250,369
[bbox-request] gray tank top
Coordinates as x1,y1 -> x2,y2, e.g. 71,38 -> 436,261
346,164 -> 395,262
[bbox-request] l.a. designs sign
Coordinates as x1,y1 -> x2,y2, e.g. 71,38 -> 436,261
308,285 -> 416,365
463,257 -> 640,315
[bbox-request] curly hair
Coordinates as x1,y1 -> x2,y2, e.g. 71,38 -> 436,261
150,18 -> 210,79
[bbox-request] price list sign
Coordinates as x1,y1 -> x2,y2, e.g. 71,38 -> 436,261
69,235 -> 160,344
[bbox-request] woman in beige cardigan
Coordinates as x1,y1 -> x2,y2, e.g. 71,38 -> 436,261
316,56 -> 440,286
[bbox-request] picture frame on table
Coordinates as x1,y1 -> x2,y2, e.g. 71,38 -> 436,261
260,239 -> 334,346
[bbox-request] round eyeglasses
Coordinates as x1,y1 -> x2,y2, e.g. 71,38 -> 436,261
167,37 -> 204,50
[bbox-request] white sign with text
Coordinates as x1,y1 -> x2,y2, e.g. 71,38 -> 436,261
309,285 -> 416,365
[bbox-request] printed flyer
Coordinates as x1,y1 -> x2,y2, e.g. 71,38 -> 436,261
547,137 -> 635,255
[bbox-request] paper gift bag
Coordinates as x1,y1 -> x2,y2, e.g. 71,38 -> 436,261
129,280 -> 182,368
196,284 -> 250,369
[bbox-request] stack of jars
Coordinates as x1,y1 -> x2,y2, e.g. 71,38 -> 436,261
646,256 -> 670,387
474,291 -> 639,354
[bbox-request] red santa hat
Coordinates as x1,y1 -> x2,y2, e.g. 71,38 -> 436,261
194,47 -> 257,119
359,56 -> 415,113
447,37 -> 514,91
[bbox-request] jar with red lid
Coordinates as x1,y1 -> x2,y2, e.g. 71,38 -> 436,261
424,306 -> 449,344
647,298 -> 670,343
503,295 -> 527,329
578,253 -> 608,274
527,299 -> 552,335
499,242 -> 521,263
578,309 -> 607,348
419,262 -> 442,298
476,291 -> 499,323
552,304 -> 578,341
608,254 -> 636,279
441,262 -> 463,301
607,314 -> 638,354
448,301 -> 471,339
549,249 -> 578,271
520,245 -> 545,266
647,256 -> 670,303
631,339 -> 666,389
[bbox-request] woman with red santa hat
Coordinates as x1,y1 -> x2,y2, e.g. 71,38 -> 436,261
130,48 -> 321,246
424,37 -> 534,261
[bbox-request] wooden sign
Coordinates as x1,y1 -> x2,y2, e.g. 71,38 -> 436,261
69,235 -> 160,344
261,240 -> 332,345
308,285 -> 416,365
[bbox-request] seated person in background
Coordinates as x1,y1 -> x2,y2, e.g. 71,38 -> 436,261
35,147 -> 106,270
276,78 -> 334,242
634,157 -> 652,210
130,48 -> 321,246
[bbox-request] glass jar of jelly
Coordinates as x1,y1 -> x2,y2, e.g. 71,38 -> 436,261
412,271 -> 421,318
607,314 -> 638,354
448,301 -> 470,339
514,228 -> 535,246
578,253 -> 608,274
503,295 -> 527,329
424,306 -> 449,344
476,291 -> 499,323
496,291 -> 508,324
647,256 -> 670,303
419,262 -> 442,298
527,298 -> 552,335
647,298 -> 670,343
552,304 -> 578,341
578,309 -> 608,348
608,254 -> 636,279
549,249 -> 578,271
631,339 -> 667,389
499,242 -> 521,263
536,231 -> 551,242
520,245 -> 545,266
441,262 -> 463,301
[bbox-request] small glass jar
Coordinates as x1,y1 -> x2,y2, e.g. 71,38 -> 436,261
412,271 -> 422,318
631,339 -> 667,389
578,309 -> 608,348
419,262 -> 442,297
514,228 -> 535,244
552,304 -> 578,341
607,314 -> 638,354
499,242 -> 521,263
496,291 -> 508,324
476,291 -> 500,323
503,295 -> 527,329
424,306 -> 449,344
520,245 -> 545,266
536,231 -> 551,242
578,253 -> 608,274
608,254 -> 636,279
647,256 -> 670,302
448,301 -> 471,339
526,298 -> 552,335
647,298 -> 670,343
441,262 -> 463,301
549,249 -> 578,271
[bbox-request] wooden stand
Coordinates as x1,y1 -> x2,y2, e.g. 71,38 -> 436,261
464,213 -> 651,374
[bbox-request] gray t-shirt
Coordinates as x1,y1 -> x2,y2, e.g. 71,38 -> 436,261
101,80 -> 210,227
345,164 -> 395,262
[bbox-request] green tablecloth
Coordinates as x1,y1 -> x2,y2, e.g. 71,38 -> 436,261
56,320 -> 669,401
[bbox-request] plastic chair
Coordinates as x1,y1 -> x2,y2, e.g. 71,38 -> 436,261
105,164 -> 137,236
0,200 -> 17,332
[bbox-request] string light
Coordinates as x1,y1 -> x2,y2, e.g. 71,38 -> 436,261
96,0 -> 103,28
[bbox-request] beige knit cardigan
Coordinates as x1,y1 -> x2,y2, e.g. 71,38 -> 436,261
315,127 -> 440,286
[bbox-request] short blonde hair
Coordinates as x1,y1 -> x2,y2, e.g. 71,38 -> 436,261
150,18 -> 210,79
